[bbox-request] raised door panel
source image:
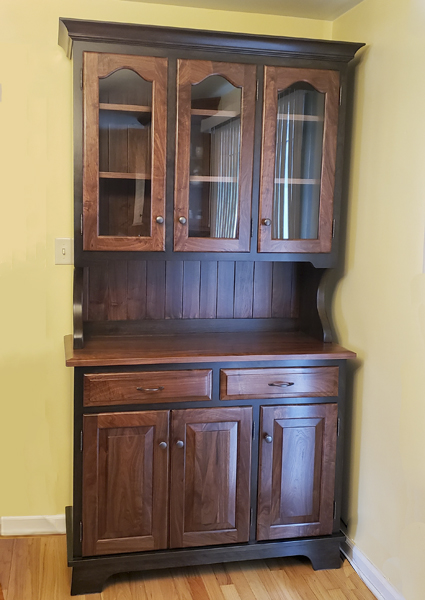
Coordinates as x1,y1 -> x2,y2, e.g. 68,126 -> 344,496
83,52 -> 167,251
257,404 -> 337,540
259,67 -> 339,253
174,60 -> 256,252
82,410 -> 169,556
170,407 -> 252,547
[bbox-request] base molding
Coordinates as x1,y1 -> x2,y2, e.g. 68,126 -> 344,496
0,514 -> 66,536
341,538 -> 404,600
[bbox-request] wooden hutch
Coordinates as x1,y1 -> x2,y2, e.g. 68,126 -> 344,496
59,18 -> 363,595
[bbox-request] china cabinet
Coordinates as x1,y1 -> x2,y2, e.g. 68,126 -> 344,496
59,18 -> 363,596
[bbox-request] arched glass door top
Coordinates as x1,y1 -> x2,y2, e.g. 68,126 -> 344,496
189,75 -> 242,240
273,83 -> 324,241
259,67 -> 339,254
82,53 -> 167,251
175,60 -> 256,252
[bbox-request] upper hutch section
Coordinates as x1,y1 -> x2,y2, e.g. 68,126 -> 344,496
59,19 -> 363,268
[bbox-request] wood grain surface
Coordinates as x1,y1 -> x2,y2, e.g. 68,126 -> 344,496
220,366 -> 339,400
84,260 -> 298,322
83,370 -> 212,406
170,407 -> 252,548
65,331 -> 356,367
259,67 -> 339,254
0,534 -> 376,599
257,404 -> 338,540
82,411 -> 169,556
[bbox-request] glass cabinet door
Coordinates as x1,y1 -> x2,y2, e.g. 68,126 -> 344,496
83,52 -> 167,251
258,67 -> 339,253
174,60 -> 256,252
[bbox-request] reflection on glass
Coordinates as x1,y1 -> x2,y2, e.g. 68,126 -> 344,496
189,75 -> 241,239
98,69 -> 152,237
273,83 -> 324,240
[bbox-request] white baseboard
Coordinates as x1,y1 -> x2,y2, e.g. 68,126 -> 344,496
341,538 -> 404,600
0,514 -> 66,536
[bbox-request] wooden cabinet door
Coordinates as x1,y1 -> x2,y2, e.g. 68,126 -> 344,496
83,52 -> 167,251
82,410 -> 169,556
170,407 -> 252,547
257,404 -> 337,540
259,67 -> 339,253
174,60 -> 256,252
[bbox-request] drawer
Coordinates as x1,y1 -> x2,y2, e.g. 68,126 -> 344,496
84,370 -> 212,406
220,367 -> 338,400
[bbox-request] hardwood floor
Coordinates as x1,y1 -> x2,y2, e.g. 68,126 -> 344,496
0,535 -> 376,600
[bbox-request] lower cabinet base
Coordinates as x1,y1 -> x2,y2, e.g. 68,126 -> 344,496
66,507 -> 345,596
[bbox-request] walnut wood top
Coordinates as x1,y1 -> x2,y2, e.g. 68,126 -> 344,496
64,331 -> 355,367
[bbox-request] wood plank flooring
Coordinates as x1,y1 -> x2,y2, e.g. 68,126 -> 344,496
0,535 -> 376,600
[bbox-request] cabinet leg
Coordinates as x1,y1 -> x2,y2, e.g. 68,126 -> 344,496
308,544 -> 342,571
70,565 -> 110,596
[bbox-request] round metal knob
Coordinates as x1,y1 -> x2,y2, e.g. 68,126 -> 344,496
158,441 -> 168,449
176,440 -> 184,448
155,216 -> 164,224
262,218 -> 272,227
264,434 -> 273,444
178,216 -> 187,225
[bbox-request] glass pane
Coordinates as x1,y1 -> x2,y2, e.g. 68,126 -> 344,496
272,83 -> 324,240
98,69 -> 152,237
189,75 -> 241,239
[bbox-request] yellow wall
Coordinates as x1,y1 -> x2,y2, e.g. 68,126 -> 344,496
0,1 -> 330,517
333,1 -> 425,598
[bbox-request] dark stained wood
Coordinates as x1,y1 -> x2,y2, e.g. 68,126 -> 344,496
60,19 -> 364,63
73,267 -> 84,349
258,67 -> 340,253
82,410 -> 169,556
234,262 -> 254,318
83,369 -> 212,406
183,261 -> 201,318
84,260 -> 298,323
146,260 -> 165,319
174,60 -> 256,252
257,404 -> 338,540
127,261 -> 147,320
199,261 -> 218,318
65,331 -> 356,366
83,52 -> 167,251
170,407 -> 252,548
220,366 -> 339,400
165,261 -> 184,319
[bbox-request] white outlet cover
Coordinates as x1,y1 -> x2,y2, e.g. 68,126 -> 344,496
55,238 -> 74,265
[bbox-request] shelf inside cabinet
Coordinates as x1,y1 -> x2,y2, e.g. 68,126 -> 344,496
274,178 -> 320,184
191,109 -> 239,117
277,114 -> 323,122
65,331 -> 356,367
99,103 -> 152,113
189,176 -> 238,182
99,172 -> 151,180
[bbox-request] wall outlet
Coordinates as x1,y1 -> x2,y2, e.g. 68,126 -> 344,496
55,238 -> 74,265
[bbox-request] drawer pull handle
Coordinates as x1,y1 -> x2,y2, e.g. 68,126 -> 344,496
268,381 -> 294,388
136,386 -> 165,392
264,434 -> 273,444
158,441 -> 168,449
176,440 -> 184,449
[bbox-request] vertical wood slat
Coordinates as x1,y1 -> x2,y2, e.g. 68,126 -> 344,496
183,261 -> 201,318
85,260 -> 298,321
199,261 -> 218,318
253,262 -> 272,318
127,261 -> 147,320
166,261 -> 184,319
146,261 -> 166,319
217,262 -> 235,318
271,262 -> 294,318
234,262 -> 254,318
108,260 -> 128,320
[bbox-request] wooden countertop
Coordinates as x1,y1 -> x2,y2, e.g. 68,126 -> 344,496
65,331 -> 356,367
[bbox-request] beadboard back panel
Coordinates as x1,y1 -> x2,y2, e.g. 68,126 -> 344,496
83,261 -> 299,322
